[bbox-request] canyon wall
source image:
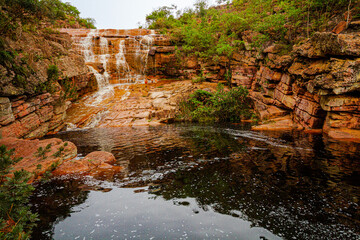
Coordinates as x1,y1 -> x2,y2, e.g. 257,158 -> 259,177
0,30 -> 96,139
147,25 -> 360,141
3,25 -> 358,141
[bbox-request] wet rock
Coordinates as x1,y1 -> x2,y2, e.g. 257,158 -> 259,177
0,29 -> 97,138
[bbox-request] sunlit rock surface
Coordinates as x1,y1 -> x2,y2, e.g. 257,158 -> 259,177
53,151 -> 121,178
0,137 -> 76,182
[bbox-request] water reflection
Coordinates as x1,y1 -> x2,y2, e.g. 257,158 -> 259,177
32,124 -> 360,239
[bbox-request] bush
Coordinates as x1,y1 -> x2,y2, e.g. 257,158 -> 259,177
0,145 -> 38,239
47,65 -> 59,81
0,0 -> 96,35
177,84 -> 252,123
145,0 -> 351,62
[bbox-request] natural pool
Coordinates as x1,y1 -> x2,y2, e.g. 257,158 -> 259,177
31,124 -> 360,240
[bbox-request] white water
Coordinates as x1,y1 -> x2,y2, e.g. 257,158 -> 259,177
70,29 -> 155,127
99,37 -> 109,55
79,30 -> 155,88
80,29 -> 98,63
87,66 -> 113,106
115,40 -> 130,75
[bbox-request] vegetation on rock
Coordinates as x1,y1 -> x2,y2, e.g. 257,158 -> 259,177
0,0 -> 95,35
145,0 -> 353,62
0,145 -> 38,240
177,84 -> 252,123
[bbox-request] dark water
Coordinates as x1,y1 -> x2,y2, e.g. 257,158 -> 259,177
31,124 -> 360,240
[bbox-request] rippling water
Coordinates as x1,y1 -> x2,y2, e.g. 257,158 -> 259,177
31,124 -> 360,240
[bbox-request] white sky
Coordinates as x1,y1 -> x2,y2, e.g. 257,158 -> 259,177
65,0 -> 218,29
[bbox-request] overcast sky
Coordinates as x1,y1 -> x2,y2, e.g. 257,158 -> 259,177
65,0 -> 218,29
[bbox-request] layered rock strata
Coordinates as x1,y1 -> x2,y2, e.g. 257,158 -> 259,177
0,30 -> 97,138
145,30 -> 360,141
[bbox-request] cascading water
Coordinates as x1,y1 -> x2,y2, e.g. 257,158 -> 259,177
115,40 -> 130,78
99,37 -> 109,55
66,29 -> 156,128
80,29 -> 98,63
77,29 -> 155,86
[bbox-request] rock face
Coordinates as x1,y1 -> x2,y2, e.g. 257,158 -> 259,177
0,30 -> 97,139
143,30 -> 360,141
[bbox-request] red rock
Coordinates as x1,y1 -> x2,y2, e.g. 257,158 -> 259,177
326,129 -> 360,143
0,137 -> 77,182
185,56 -> 198,69
53,151 -> 121,177
267,54 -> 293,69
294,108 -> 324,129
324,112 -> 360,130
24,122 -> 50,139
294,32 -> 360,58
304,129 -> 323,134
274,90 -> 296,109
332,21 -> 347,34
252,116 -> 303,131
296,97 -> 323,116
0,121 -> 27,138
37,105 -> 54,123
20,112 -> 41,132
263,44 -> 283,54
261,67 -> 274,80
231,65 -> 257,89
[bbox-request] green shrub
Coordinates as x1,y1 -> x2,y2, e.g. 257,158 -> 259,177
0,0 -> 96,35
0,145 -> 38,239
47,65 -> 59,81
177,84 -> 252,123
145,0 -> 351,62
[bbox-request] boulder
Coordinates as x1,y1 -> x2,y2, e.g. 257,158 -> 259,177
53,151 -> 122,177
0,137 -> 77,182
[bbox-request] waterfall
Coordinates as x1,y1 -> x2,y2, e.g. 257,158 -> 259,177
99,37 -> 109,55
76,29 -> 155,87
80,29 -> 98,63
139,35 -> 154,75
115,40 -> 130,76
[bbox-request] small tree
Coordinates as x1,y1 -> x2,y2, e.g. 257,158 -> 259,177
0,145 -> 38,240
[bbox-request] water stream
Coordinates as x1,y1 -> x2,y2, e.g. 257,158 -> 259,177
31,124 -> 360,240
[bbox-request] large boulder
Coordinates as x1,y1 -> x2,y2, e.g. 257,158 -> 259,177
0,137 -> 77,182
53,151 -> 122,177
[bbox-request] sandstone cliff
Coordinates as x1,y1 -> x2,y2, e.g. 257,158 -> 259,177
147,23 -> 360,141
0,29 -> 97,139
